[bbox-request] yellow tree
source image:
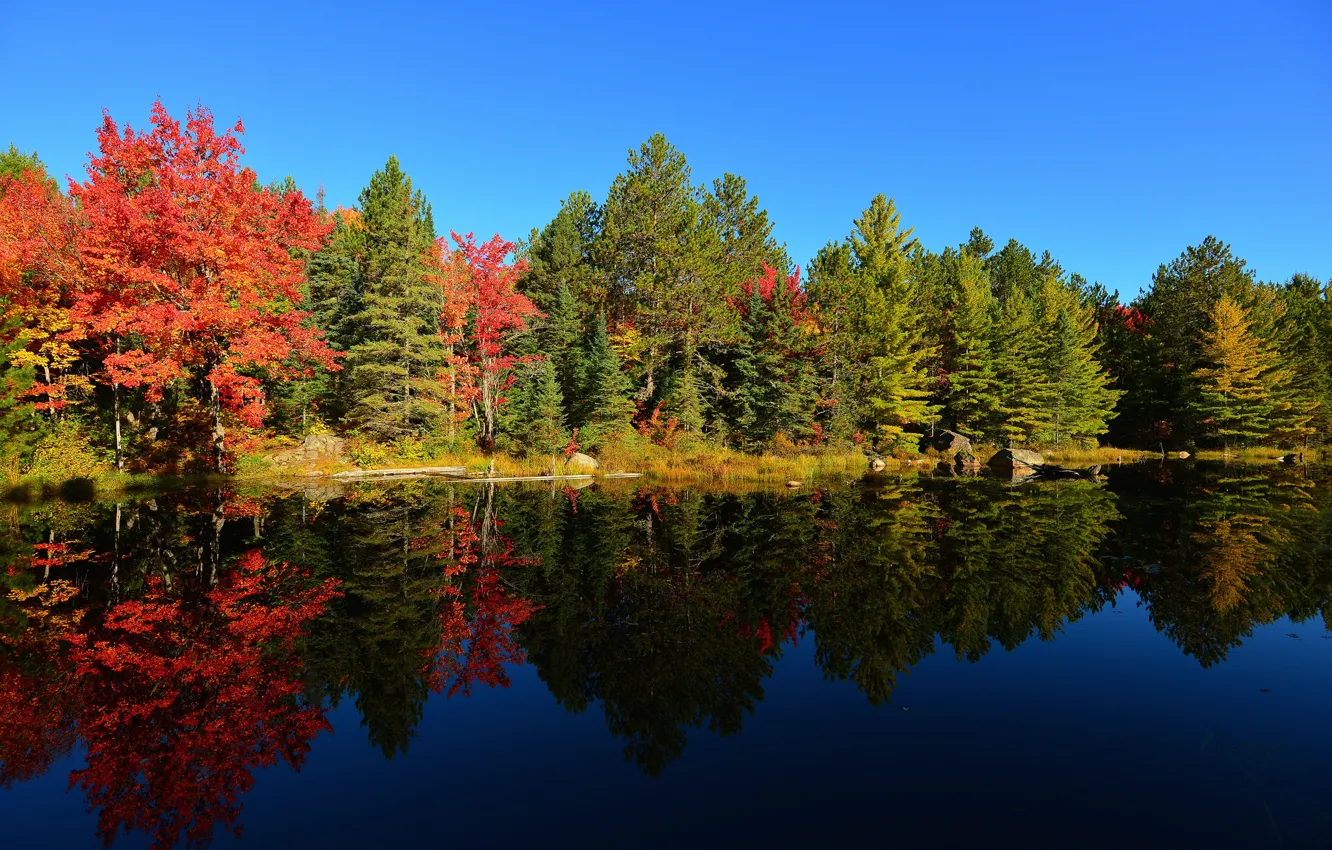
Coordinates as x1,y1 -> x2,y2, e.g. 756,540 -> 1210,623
1191,296 -> 1282,450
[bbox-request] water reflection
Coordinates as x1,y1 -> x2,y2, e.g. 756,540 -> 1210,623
1,463 -> 1329,846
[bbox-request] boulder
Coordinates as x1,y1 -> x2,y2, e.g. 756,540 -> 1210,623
868,457 -> 887,472
785,480 -> 802,488
986,448 -> 1045,473
565,452 -> 600,472
1177,451 -> 1190,459
921,429 -> 972,455
269,434 -> 347,469
954,450 -> 982,472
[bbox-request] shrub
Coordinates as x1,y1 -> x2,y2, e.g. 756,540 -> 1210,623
24,421 -> 113,481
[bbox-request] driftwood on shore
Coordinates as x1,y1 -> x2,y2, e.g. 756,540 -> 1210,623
331,466 -> 467,481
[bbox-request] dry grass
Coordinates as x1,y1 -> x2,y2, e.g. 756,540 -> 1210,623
1193,447 -> 1322,464
595,443 -> 867,482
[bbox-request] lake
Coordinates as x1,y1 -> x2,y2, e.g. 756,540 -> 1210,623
1,461 -> 1329,849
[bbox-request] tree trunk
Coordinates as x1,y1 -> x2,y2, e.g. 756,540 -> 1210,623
210,381 -> 225,472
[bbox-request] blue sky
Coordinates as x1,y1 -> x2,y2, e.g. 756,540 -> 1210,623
1,0 -> 1327,297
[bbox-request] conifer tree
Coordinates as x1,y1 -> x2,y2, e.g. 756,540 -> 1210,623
581,312 -> 636,448
1192,296 -> 1278,450
522,190 -> 601,312
598,135 -> 726,405
339,157 -> 450,438
1033,278 -> 1121,445
507,358 -> 567,461
942,253 -> 1003,438
992,294 -> 1049,445
1272,273 -> 1329,448
534,283 -> 585,422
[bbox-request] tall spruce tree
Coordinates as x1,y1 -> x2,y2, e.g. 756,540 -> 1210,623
338,157 -> 450,438
506,358 -> 567,461
849,196 -> 937,446
581,312 -> 637,448
598,135 -> 725,412
992,293 -> 1049,445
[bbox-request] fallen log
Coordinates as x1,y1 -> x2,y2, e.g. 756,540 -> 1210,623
331,466 -> 467,480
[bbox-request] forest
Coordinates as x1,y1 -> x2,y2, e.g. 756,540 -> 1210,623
2,101 -> 1329,479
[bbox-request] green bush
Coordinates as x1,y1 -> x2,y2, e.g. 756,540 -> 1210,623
23,421 -> 113,482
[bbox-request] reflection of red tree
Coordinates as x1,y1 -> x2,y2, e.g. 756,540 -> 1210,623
62,550 -> 339,849
0,581 -> 84,788
428,508 -> 537,697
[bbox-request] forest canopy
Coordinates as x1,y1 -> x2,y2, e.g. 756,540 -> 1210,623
0,103 -> 1328,476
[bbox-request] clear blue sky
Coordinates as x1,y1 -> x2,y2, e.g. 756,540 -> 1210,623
2,0 -> 1327,297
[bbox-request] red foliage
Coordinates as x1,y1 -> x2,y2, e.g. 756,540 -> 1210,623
67,101 -> 338,449
635,401 -> 682,448
427,508 -> 538,697
737,263 -> 809,320
60,550 -> 340,849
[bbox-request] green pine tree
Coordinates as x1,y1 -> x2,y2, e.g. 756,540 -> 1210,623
338,157 -> 451,439
942,252 -> 1003,438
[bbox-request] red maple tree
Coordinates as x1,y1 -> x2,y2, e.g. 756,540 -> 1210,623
437,232 -> 539,451
67,101 -> 338,469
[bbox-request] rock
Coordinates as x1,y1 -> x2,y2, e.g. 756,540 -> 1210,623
868,457 -> 887,472
920,429 -> 972,455
1279,453 -> 1299,464
565,452 -> 600,472
954,450 -> 981,472
785,480 -> 802,488
934,461 -> 955,476
270,434 -> 347,469
986,448 -> 1045,473
1177,451 -> 1190,459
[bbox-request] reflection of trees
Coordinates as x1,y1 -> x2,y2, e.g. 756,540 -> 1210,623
501,476 -> 1124,770
1,463 -> 1329,819
1119,467 -> 1332,666
0,483 -> 538,847
803,477 -> 1121,703
0,544 -> 338,849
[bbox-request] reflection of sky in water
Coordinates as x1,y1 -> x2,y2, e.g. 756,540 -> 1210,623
11,595 -> 1327,849
1,467 -> 1330,849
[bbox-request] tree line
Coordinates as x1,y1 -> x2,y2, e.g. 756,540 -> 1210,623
1,102 -> 1328,474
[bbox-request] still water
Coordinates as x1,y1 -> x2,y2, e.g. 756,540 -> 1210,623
0,462 -> 1329,849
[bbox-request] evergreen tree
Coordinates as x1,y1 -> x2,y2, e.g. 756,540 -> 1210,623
506,358 -> 567,461
338,157 -> 450,438
1032,277 -> 1121,445
581,313 -> 636,448
805,240 -> 861,442
992,293 -> 1049,445
849,196 -> 937,447
598,135 -> 727,409
1272,273 -> 1330,448
1134,236 -> 1257,442
533,283 -> 585,424
942,252 -> 1002,438
1192,296 -> 1278,450
522,190 -> 601,312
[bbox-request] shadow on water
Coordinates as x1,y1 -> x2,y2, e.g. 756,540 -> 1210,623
0,461 -> 1330,847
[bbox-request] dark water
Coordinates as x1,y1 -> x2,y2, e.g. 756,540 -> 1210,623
1,462 -> 1330,849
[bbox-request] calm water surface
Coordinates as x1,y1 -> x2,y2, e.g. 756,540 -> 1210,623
1,462 -> 1330,849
